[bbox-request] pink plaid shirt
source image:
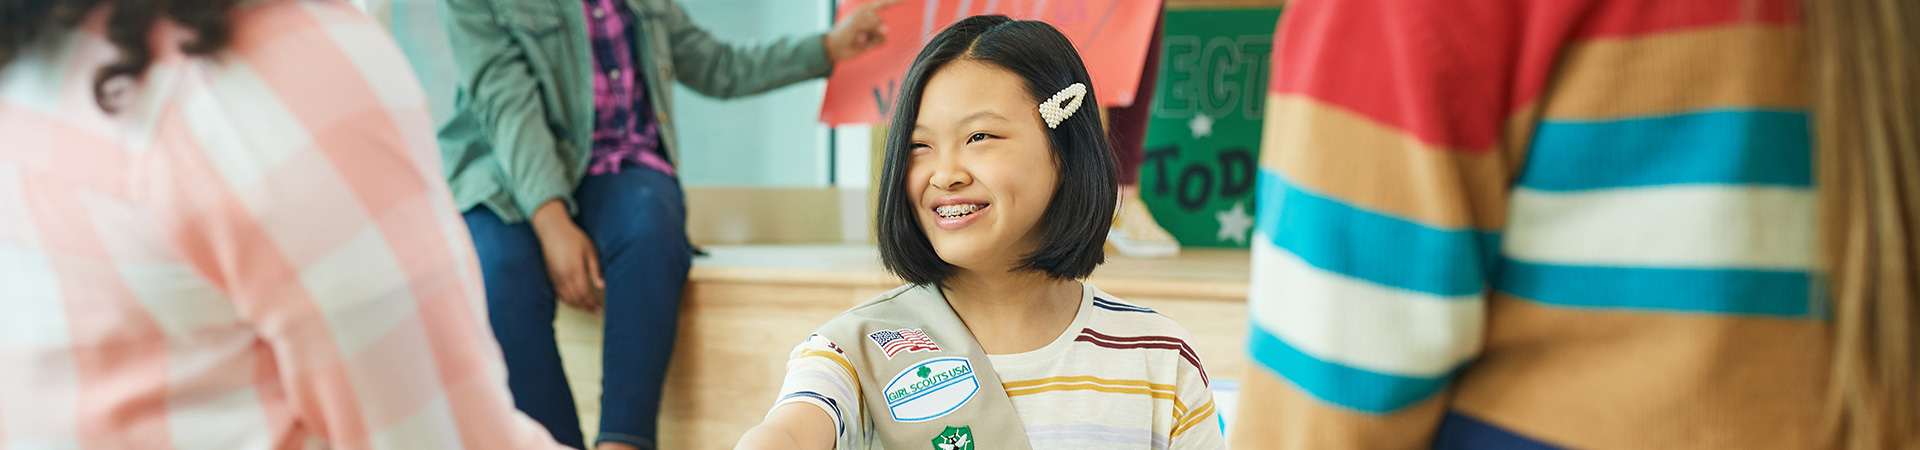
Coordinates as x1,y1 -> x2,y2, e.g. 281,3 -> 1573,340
0,1 -> 567,448
583,0 -> 674,177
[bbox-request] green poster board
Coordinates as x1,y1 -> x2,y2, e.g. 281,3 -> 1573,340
1140,7 -> 1281,248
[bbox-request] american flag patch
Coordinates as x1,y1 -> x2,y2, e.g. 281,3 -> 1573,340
868,329 -> 941,359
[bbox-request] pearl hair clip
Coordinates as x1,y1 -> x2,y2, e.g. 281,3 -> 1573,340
1037,82 -> 1087,129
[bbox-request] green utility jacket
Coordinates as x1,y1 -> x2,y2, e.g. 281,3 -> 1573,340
437,0 -> 833,222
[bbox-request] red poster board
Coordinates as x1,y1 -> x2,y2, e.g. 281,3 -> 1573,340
819,0 -> 1163,125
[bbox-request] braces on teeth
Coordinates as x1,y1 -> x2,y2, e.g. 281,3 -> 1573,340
937,204 -> 984,218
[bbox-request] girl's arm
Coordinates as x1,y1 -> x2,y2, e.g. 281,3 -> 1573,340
735,403 -> 838,450
1238,0 -> 1557,446
740,335 -> 864,450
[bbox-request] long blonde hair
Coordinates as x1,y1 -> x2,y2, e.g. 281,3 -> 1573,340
1807,0 -> 1920,447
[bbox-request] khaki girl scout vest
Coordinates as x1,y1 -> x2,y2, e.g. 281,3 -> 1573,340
811,284 -> 1036,450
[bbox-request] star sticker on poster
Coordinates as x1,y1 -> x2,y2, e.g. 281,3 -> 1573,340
1216,201 -> 1253,244
1189,113 -> 1214,138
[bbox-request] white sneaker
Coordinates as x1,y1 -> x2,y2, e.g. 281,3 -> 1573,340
1108,192 -> 1181,258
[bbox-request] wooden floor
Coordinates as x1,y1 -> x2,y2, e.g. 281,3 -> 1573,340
555,244 -> 1251,448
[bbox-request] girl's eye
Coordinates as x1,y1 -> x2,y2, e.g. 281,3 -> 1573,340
967,133 -> 993,143
909,142 -> 931,154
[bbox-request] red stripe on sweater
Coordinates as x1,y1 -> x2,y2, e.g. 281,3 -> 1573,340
1267,0 -> 1797,151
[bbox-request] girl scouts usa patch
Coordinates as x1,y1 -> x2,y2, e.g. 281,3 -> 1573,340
884,357 -> 978,422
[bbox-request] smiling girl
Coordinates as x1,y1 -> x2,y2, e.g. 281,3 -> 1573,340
734,15 -> 1225,450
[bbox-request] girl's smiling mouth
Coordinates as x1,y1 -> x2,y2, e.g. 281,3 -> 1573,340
930,197 -> 992,230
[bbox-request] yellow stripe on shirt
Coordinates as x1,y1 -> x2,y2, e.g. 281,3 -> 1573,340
1004,379 -> 1178,402
1173,399 -> 1217,437
795,349 -> 860,400
1002,375 -> 1176,392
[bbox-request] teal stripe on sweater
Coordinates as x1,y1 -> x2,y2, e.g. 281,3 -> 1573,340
1521,109 -> 1811,191
1257,169 -> 1500,298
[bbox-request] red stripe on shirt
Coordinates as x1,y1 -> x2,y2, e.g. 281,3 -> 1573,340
1076,329 -> 1210,386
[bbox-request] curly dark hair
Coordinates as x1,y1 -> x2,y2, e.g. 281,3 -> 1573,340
0,0 -> 239,112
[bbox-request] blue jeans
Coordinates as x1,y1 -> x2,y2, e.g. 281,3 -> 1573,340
464,166 -> 691,449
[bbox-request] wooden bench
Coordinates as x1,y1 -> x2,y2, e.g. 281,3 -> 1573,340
553,244 -> 1251,449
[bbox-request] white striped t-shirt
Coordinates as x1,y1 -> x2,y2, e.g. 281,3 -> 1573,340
772,283 -> 1226,450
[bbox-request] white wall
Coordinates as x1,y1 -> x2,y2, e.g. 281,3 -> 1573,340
670,0 -> 837,187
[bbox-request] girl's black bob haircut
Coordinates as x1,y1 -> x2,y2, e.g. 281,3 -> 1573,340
876,15 -> 1119,287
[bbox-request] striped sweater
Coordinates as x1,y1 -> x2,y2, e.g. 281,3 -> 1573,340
1236,0 -> 1823,448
